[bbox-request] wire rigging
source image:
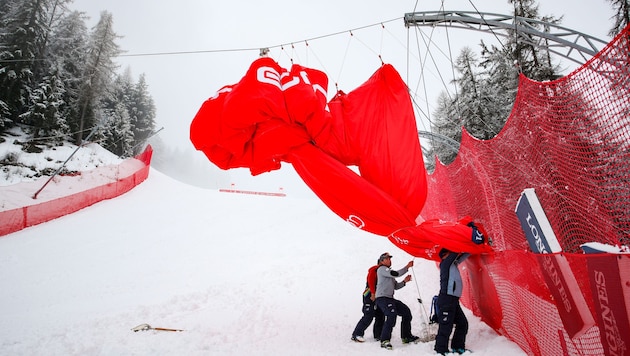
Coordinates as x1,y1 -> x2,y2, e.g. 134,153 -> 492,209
441,0 -> 462,122
118,18 -> 403,60
333,31 -> 354,92
6,0 -> 527,180
24,125 -> 99,142
467,0 -> 508,51
0,18 -> 403,64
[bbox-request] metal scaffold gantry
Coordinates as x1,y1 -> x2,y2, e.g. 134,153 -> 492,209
404,11 -> 608,66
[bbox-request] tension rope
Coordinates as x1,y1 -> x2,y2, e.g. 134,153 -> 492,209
409,259 -> 437,341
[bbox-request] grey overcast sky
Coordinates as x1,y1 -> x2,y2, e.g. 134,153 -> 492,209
70,0 -> 615,151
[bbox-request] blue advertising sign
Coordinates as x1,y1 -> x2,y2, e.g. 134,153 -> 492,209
515,188 -> 561,253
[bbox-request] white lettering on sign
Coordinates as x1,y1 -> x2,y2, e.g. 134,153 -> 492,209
299,71 -> 311,85
281,73 -> 300,89
391,234 -> 409,245
541,255 -> 572,312
594,270 -> 626,355
526,213 -> 548,253
257,67 -> 282,89
256,66 -> 328,98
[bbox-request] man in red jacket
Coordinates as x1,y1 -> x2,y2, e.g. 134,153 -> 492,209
351,261 -> 385,342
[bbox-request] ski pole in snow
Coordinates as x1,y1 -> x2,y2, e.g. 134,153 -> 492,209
131,323 -> 183,332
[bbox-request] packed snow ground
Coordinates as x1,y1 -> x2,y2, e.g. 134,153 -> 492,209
0,139 -> 526,355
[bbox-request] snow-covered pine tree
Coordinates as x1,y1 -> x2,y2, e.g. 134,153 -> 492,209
48,10 -> 89,139
75,10 -> 121,146
0,0 -> 54,131
507,0 -> 560,82
451,47 -> 500,141
99,101 -> 133,157
426,0 -> 563,171
19,72 -> 69,146
128,74 -> 156,155
32,0 -> 72,86
478,41 -> 519,138
426,91 -> 462,168
606,0 -> 630,37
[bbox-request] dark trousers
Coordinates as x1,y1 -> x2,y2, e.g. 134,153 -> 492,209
375,297 -> 413,342
434,294 -> 468,353
352,295 -> 384,339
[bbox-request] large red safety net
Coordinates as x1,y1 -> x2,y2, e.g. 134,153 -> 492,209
421,24 -> 630,355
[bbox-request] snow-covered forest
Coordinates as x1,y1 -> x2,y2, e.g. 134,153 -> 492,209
421,0 -> 628,170
424,3 -> 564,169
0,0 -> 156,158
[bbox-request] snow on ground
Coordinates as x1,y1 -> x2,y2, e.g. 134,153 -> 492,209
0,126 -> 123,187
0,137 -> 526,355
0,126 -> 141,211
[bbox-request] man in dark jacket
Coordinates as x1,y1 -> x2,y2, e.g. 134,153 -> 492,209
434,248 -> 470,355
351,262 -> 384,342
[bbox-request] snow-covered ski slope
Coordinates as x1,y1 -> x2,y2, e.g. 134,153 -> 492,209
0,169 -> 525,355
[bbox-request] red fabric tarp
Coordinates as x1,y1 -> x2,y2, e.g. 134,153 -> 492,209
190,58 -> 492,260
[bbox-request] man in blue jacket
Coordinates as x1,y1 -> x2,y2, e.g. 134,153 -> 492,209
351,262 -> 384,342
434,248 -> 470,355
374,252 -> 419,350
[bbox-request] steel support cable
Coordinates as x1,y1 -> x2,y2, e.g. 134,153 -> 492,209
408,6 -> 459,106
411,28 -> 435,129
23,125 -> 99,142
412,29 -> 454,101
406,11 -> 446,143
441,2 -> 463,122
408,0 -> 421,91
408,24 -> 458,143
335,31 -> 354,92
0,19 -> 403,64
290,43 -> 302,64
327,22 -> 396,88
467,0 -> 508,50
302,41 -> 330,77
343,27 -> 385,60
379,23 -> 386,63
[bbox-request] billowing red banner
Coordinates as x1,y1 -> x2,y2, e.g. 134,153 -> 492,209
190,58 -> 493,260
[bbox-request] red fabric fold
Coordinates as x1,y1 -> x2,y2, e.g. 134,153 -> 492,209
190,58 -> 493,260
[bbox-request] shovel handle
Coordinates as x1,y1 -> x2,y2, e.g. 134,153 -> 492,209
152,327 -> 183,332
132,324 -> 183,332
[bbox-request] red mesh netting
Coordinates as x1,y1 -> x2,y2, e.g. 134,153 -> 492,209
420,24 -> 630,356
0,146 -> 153,236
